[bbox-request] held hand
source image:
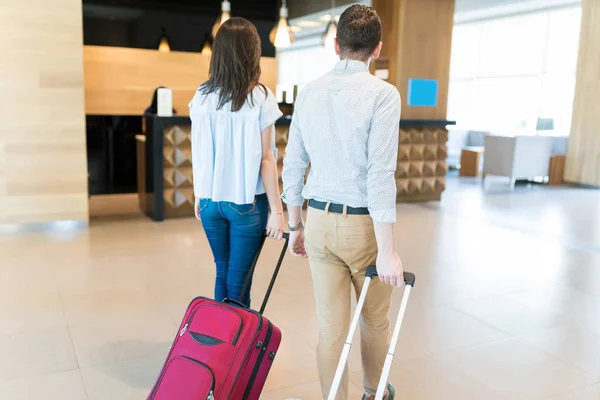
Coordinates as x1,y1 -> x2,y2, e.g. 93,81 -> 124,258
376,252 -> 405,287
194,198 -> 201,221
266,212 -> 285,240
289,229 -> 307,258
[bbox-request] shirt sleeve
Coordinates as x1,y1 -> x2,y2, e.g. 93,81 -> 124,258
367,86 -> 401,224
259,88 -> 283,132
282,103 -> 309,207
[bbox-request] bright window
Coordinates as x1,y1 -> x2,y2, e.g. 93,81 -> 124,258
448,6 -> 582,136
277,45 -> 339,103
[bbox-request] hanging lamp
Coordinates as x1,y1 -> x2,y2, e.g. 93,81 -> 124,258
201,32 -> 213,56
212,1 -> 231,38
270,0 -> 294,48
158,28 -> 171,52
321,0 -> 337,49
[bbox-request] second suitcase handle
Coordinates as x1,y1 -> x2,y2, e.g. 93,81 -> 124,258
366,266 -> 415,400
365,265 -> 416,287
327,266 -> 416,400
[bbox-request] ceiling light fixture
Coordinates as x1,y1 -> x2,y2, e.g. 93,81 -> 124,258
296,20 -> 324,28
201,32 -> 212,56
158,28 -> 171,52
270,0 -> 294,48
212,0 -> 231,38
321,0 -> 337,49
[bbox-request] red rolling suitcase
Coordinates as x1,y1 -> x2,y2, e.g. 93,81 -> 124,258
147,234 -> 289,400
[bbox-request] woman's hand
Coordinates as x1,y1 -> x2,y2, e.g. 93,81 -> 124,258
194,197 -> 201,220
266,212 -> 285,240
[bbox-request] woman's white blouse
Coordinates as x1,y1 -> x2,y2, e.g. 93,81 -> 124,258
189,86 -> 282,205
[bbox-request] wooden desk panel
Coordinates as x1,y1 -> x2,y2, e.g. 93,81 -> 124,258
84,46 -> 278,117
0,0 -> 88,225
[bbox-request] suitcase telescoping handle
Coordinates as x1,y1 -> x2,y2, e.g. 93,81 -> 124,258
328,267 -> 416,400
238,233 -> 289,315
259,232 -> 289,314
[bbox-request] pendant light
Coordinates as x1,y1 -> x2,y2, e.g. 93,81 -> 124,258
321,0 -> 337,49
158,28 -> 171,53
212,1 -> 231,38
270,0 -> 294,48
201,32 -> 212,56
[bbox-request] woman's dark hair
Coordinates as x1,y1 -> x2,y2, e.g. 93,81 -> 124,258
200,17 -> 266,112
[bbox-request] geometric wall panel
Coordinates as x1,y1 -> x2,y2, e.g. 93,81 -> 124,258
397,127 -> 448,202
396,162 -> 410,178
274,125 -> 448,204
423,161 -> 437,177
410,145 -> 425,161
163,124 -> 194,218
408,162 -> 424,177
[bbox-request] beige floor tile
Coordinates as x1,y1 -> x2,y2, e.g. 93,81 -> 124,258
439,338 -> 597,398
552,384 -> 600,400
0,288 -> 66,336
396,303 -> 509,354
451,293 -> 571,335
60,288 -> 174,328
1,182 -> 600,398
263,328 -> 320,393
0,327 -> 78,382
0,370 -> 87,400
510,287 -> 600,334
81,355 -> 164,400
521,325 -> 600,377
350,354 -> 508,400
260,379 -> 364,400
69,315 -> 176,367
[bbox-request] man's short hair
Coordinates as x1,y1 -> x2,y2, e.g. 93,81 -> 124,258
336,5 -> 382,60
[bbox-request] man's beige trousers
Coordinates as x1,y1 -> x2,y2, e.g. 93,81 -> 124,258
305,207 -> 393,399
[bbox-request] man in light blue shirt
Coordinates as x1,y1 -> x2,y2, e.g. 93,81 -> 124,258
282,5 -> 404,400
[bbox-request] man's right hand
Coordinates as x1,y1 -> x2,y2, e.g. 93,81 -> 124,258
289,229 -> 308,258
376,251 -> 404,287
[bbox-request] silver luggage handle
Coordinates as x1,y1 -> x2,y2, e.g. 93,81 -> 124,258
327,266 -> 416,400
365,265 -> 416,287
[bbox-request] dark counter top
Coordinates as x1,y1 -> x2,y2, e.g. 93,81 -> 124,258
276,116 -> 293,126
276,117 -> 456,129
145,115 -> 191,125
399,120 -> 456,128
145,116 -> 456,129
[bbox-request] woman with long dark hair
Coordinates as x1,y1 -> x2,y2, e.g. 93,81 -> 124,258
189,18 -> 284,307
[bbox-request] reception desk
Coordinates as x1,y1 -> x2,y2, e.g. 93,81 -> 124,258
140,116 -> 454,221
396,120 -> 455,202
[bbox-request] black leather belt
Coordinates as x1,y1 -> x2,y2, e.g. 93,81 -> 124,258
308,199 -> 370,215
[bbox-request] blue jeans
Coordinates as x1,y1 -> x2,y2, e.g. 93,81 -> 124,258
199,194 -> 268,307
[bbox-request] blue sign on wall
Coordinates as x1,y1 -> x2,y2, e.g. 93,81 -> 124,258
407,78 -> 438,107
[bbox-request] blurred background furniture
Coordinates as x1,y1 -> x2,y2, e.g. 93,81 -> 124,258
460,147 -> 484,177
482,135 -> 555,188
548,155 -> 566,185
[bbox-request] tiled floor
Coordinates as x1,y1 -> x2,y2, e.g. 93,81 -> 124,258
1,178 -> 600,399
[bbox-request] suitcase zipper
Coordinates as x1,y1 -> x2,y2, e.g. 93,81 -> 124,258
242,321 -> 273,400
180,323 -> 188,336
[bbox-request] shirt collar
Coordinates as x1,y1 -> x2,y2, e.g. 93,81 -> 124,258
333,60 -> 369,72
